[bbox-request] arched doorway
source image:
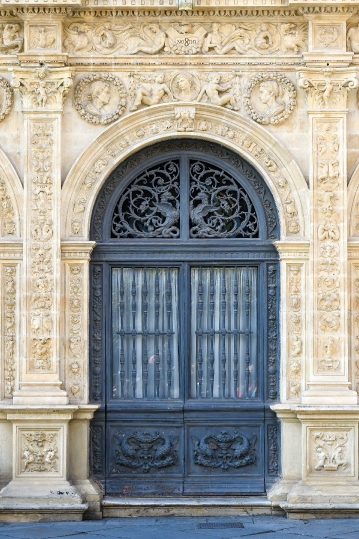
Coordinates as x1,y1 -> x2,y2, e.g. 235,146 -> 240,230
89,139 -> 280,497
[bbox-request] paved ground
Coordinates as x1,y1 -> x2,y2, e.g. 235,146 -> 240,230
0,515 -> 359,539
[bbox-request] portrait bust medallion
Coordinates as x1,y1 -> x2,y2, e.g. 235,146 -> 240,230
74,73 -> 127,125
244,72 -> 296,125
171,72 -> 200,102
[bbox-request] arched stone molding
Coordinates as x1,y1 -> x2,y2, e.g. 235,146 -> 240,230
348,162 -> 359,239
0,147 -> 23,239
61,103 -> 309,241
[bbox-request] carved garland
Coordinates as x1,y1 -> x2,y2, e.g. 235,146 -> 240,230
4,265 -> 16,399
69,113 -> 301,239
74,73 -> 127,125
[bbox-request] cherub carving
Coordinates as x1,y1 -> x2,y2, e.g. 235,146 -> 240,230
129,73 -> 174,111
197,73 -> 239,110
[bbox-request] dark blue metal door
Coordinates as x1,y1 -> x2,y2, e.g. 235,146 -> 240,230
89,140 -> 280,497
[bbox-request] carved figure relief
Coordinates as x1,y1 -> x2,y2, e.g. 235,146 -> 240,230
0,77 -> 13,123
74,73 -> 127,125
3,266 -> 16,399
20,431 -> 59,473
197,73 -> 240,110
63,21 -> 307,56
29,26 -> 56,50
12,67 -> 73,110
171,72 -> 200,102
129,72 -> 173,111
192,430 -> 256,471
244,73 -> 296,125
115,431 -> 179,473
312,431 -> 349,473
0,23 -> 23,54
67,265 -> 83,400
299,71 -> 358,110
347,24 -> 359,53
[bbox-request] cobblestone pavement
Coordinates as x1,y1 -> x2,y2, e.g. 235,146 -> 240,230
0,515 -> 359,539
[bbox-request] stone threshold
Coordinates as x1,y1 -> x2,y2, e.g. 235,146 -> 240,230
281,503 -> 359,520
102,496 -> 283,517
0,503 -> 88,522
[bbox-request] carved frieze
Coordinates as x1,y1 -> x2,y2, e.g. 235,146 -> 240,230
63,21 -> 307,56
244,73 -> 296,125
287,265 -> 303,399
74,73 -> 127,125
0,23 -> 23,54
0,78 -> 13,123
20,430 -> 59,474
3,265 -> 17,399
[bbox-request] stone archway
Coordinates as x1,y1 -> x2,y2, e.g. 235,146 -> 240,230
61,103 -> 309,241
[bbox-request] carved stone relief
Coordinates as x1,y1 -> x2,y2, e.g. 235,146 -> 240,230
20,430 -> 59,474
314,25 -> 341,50
29,25 -> 57,50
66,265 -> 84,400
347,24 -> 359,53
0,23 -> 23,54
63,21 -> 307,56
0,78 -> 13,123
3,265 -> 17,399
0,174 -> 16,236
287,264 -> 303,399
308,428 -> 353,477
68,110 -> 301,238
12,67 -> 73,111
28,122 -> 55,373
351,264 -> 359,395
73,73 -> 127,125
298,69 -> 358,110
175,106 -> 195,131
192,430 -> 256,471
244,73 -> 296,125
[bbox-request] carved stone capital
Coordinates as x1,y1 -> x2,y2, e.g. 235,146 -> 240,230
298,68 -> 358,111
11,66 -> 74,112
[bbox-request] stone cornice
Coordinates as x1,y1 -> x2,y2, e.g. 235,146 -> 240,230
61,241 -> 96,260
274,240 -> 310,260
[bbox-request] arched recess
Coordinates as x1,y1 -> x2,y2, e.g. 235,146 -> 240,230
348,162 -> 359,238
61,103 -> 309,241
0,147 -> 23,239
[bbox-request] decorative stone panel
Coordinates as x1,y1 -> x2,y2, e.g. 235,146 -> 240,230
15,426 -> 64,479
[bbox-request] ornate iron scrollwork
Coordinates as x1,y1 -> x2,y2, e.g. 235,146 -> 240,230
114,431 -> 179,473
191,430 -> 256,471
111,160 -> 180,238
189,160 -> 259,238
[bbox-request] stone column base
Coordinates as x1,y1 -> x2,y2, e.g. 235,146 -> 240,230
72,479 -> 103,520
0,481 -> 88,522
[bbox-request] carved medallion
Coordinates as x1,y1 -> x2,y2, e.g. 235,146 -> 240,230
244,73 -> 296,125
114,431 -> 179,473
74,73 -> 127,125
0,77 -> 13,122
171,72 -> 200,102
192,430 -> 256,471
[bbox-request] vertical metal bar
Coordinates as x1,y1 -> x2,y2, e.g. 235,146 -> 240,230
155,267 -> 161,398
119,268 -> 125,398
233,267 -> 239,399
197,267 -> 203,398
209,268 -> 215,398
221,268 -> 227,398
245,267 -> 251,398
131,268 -> 137,399
166,268 -> 172,398
142,268 -> 148,398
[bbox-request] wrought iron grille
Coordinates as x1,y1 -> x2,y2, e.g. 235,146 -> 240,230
111,157 -> 259,239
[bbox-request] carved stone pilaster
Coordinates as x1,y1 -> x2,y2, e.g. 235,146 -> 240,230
11,67 -> 74,404
299,68 -> 358,404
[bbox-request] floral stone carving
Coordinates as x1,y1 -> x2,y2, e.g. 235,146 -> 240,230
0,77 -> 13,122
312,431 -> 349,473
115,431 -> 179,473
0,23 -> 23,54
74,73 -> 127,125
192,430 -> 256,471
244,73 -> 296,125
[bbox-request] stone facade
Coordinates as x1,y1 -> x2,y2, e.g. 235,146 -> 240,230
1,0 -> 359,521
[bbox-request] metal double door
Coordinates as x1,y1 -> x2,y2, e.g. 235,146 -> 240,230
93,259 -> 279,497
